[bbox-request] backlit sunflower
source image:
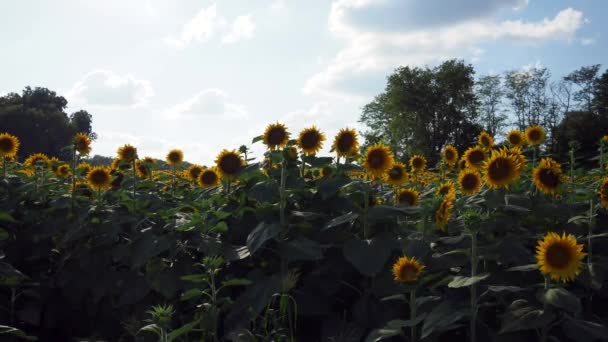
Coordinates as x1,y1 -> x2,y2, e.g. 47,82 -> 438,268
142,156 -> 156,165
186,164 -> 203,181
166,149 -> 184,166
536,232 -> 585,283
117,144 -> 138,162
135,160 -> 152,179
506,130 -> 526,148
532,157 -> 563,194
297,126 -> 325,156
111,158 -> 131,171
508,147 -> 528,176
483,148 -> 521,189
392,256 -> 425,283
458,169 -> 482,195
56,164 -> 71,178
332,128 -> 359,157
386,163 -> 407,186
599,177 -> 608,209
24,153 -> 49,169
437,181 -> 456,197
525,125 -> 545,146
74,132 -> 92,155
478,131 -> 494,150
198,168 -> 220,188
442,145 -> 458,167
363,144 -> 394,178
409,155 -> 426,172
215,149 -> 244,179
0,133 -> 20,157
263,122 -> 289,151
77,163 -> 92,176
395,188 -> 420,206
463,146 -> 486,169
48,157 -> 61,173
435,193 -> 454,231
87,166 -> 112,191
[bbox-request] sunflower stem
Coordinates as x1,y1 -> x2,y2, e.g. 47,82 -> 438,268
410,288 -> 417,342
587,199 -> 594,275
71,146 -> 77,211
569,147 -> 575,186
132,159 -> 137,211
470,231 -> 478,342
363,183 -> 370,240
171,165 -> 175,197
300,156 -> 306,179
280,159 -> 287,229
2,156 -> 6,179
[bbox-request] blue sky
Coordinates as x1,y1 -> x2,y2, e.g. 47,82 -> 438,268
0,0 -> 605,164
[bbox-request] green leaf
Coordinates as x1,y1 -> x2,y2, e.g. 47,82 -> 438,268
138,323 -> 162,337
251,135 -> 263,144
542,288 -> 581,314
0,228 -> 8,241
181,274 -> 207,283
0,212 -> 16,223
168,319 -> 201,341
447,273 -> 490,288
210,221 -> 228,233
282,236 -> 324,261
568,215 -> 589,224
0,262 -> 28,287
221,278 -> 253,287
343,233 -> 399,277
246,222 -> 281,254
0,325 -> 38,340
302,155 -> 334,167
248,180 -> 280,203
502,204 -> 531,213
366,205 -> 419,224
499,300 -> 555,334
380,294 -> 406,302
563,318 -> 608,342
323,212 -> 358,230
180,288 -> 204,301
507,264 -> 539,272
421,302 -> 468,338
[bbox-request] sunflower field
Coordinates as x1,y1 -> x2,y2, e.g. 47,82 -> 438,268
1,124 -> 608,342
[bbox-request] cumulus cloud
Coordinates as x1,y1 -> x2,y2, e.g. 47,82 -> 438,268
166,89 -> 248,120
221,15 -> 256,44
67,70 -> 154,107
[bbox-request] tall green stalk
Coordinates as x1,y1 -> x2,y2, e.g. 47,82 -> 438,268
470,231 -> 478,342
410,289 -> 417,342
2,156 -> 6,179
132,160 -> 137,210
363,183 -> 370,239
587,200 -> 594,275
280,159 -> 287,229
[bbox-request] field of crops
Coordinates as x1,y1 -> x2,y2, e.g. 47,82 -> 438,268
1,124 -> 608,341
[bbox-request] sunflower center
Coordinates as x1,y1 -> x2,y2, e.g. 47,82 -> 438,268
509,134 -> 521,145
545,243 -> 572,269
481,137 -> 490,146
412,158 -> 423,169
439,186 -> 451,195
389,167 -> 404,180
398,192 -> 416,206
468,150 -> 485,165
90,170 -> 109,185
528,130 -> 540,141
445,150 -> 455,161
399,265 -> 418,281
189,168 -> 202,179
201,171 -> 218,184
168,153 -> 181,163
0,138 -> 15,153
367,150 -> 386,169
538,169 -> 560,188
462,173 -> 479,190
487,158 -> 513,183
219,154 -> 242,175
267,127 -> 287,146
337,134 -> 355,153
300,131 -> 321,150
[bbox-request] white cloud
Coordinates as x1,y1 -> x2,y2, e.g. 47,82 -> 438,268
221,15 -> 255,44
270,0 -> 287,12
67,70 -> 154,107
166,89 -> 248,120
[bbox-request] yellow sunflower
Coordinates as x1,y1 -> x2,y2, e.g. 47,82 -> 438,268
409,155 -> 427,172
77,163 -> 92,176
506,130 -> 526,148
135,160 -> 152,179
87,166 -> 112,191
56,164 -> 71,178
395,188 -> 420,206
483,148 -> 521,189
462,146 -> 486,169
0,133 -> 20,157
297,126 -> 326,156
198,168 -> 220,188
332,128 -> 359,157
263,122 -> 289,151
392,256 -> 426,283
117,144 -> 138,162
386,163 -> 408,186
458,169 -> 482,195
166,149 -> 184,166
478,131 -> 494,150
435,193 -> 454,231
437,181 -> 456,197
24,153 -> 49,169
186,164 -> 203,181
532,158 -> 563,194
458,159 -> 468,170
508,147 -> 528,176
525,125 -> 546,146
215,149 -> 244,179
111,158 -> 131,171
74,132 -> 92,155
442,145 -> 458,167
363,144 -> 394,178
142,156 -> 156,165
536,232 -> 586,283
599,177 -> 608,209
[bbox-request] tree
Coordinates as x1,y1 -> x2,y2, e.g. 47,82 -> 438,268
504,67 -> 550,130
70,110 -> 97,140
593,69 -> 608,116
359,59 -> 480,166
564,64 -> 601,112
476,75 -> 507,137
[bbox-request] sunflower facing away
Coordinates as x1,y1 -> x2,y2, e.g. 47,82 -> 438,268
463,146 -> 486,169
74,132 -> 92,155
117,144 -> 138,162
599,177 -> 608,209
483,148 -> 521,189
478,131 -> 494,150
215,149 -> 244,179
506,130 -> 526,148
198,168 -> 220,188
386,163 -> 407,186
332,128 -> 359,157
24,153 -> 50,169
0,133 -> 20,157
363,144 -> 394,178
187,164 -> 203,181
166,149 -> 184,166
297,126 -> 326,156
409,155 -> 427,172
56,164 -> 71,178
525,125 -> 546,146
87,166 -> 112,191
395,188 -> 420,206
435,193 -> 455,231
536,232 -> 585,283
437,181 -> 456,197
392,256 -> 426,283
458,169 -> 482,195
442,145 -> 458,167
263,122 -> 289,151
533,157 -> 563,194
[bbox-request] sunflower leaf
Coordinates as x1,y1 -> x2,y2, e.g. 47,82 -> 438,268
447,273 -> 490,288
542,288 -> 581,314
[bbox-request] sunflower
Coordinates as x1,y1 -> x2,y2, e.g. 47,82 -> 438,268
77,163 -> 92,176
392,256 -> 426,283
483,148 -> 521,189
386,163 -> 407,186
56,164 -> 71,178
74,132 -> 92,155
536,232 -> 586,283
478,131 -> 494,150
363,144 -> 394,178
435,193 -> 454,231
263,122 -> 289,151
142,156 -> 156,165
135,160 -> 152,179
215,149 -> 244,179
48,157 -> 61,172
458,169 -> 482,195
333,128 -> 359,157
198,168 -> 220,188
409,155 -> 426,172
458,159 -> 467,170
396,188 -> 420,206
111,158 -> 131,171
437,181 -> 456,197
166,149 -> 184,166
87,166 -> 112,191
0,133 -> 20,157
532,158 -> 563,194
442,145 -> 458,167
462,146 -> 486,169
506,130 -> 526,148
508,147 -> 528,176
117,144 -> 138,162
24,153 -> 49,169
297,126 -> 325,156
599,177 -> 608,209
186,164 -> 204,181
525,125 -> 546,146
